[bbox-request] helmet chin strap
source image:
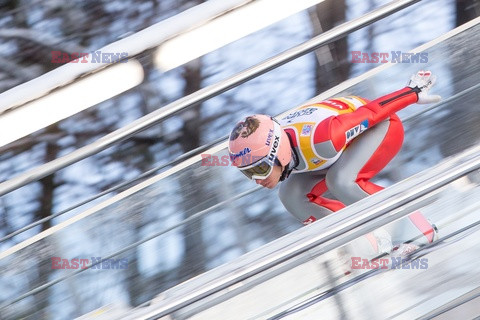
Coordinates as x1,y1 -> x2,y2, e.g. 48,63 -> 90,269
279,132 -> 299,182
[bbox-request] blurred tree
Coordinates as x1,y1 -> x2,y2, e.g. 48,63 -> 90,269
176,59 -> 209,280
456,0 -> 480,25
437,0 -> 480,158
309,0 -> 350,94
31,124 -> 61,318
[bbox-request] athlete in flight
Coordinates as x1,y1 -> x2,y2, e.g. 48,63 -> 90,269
228,70 -> 440,255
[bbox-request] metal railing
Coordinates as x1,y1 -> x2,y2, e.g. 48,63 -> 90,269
0,0 -> 421,196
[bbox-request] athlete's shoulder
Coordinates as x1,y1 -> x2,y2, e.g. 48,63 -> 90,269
278,105 -> 318,125
278,96 -> 367,126
320,96 -> 368,111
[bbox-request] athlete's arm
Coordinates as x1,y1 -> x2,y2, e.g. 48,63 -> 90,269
312,70 -> 440,156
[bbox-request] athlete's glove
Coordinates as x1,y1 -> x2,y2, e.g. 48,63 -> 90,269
407,70 -> 441,104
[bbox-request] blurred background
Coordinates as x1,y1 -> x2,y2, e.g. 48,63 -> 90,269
0,0 -> 479,319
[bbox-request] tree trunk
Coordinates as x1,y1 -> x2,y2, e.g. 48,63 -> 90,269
437,0 -> 480,158
32,124 -> 60,318
177,60 -> 208,281
456,0 -> 480,25
309,0 -> 349,94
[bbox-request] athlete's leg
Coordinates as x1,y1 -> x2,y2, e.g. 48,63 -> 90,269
325,115 -> 404,203
391,210 -> 438,247
279,171 -> 391,257
278,171 -> 344,225
326,115 -> 436,246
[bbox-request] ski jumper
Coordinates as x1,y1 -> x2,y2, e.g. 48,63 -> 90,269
278,87 -> 436,247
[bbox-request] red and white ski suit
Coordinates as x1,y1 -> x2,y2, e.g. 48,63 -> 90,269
278,87 -> 436,247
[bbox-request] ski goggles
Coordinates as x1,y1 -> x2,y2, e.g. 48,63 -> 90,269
238,120 -> 282,180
